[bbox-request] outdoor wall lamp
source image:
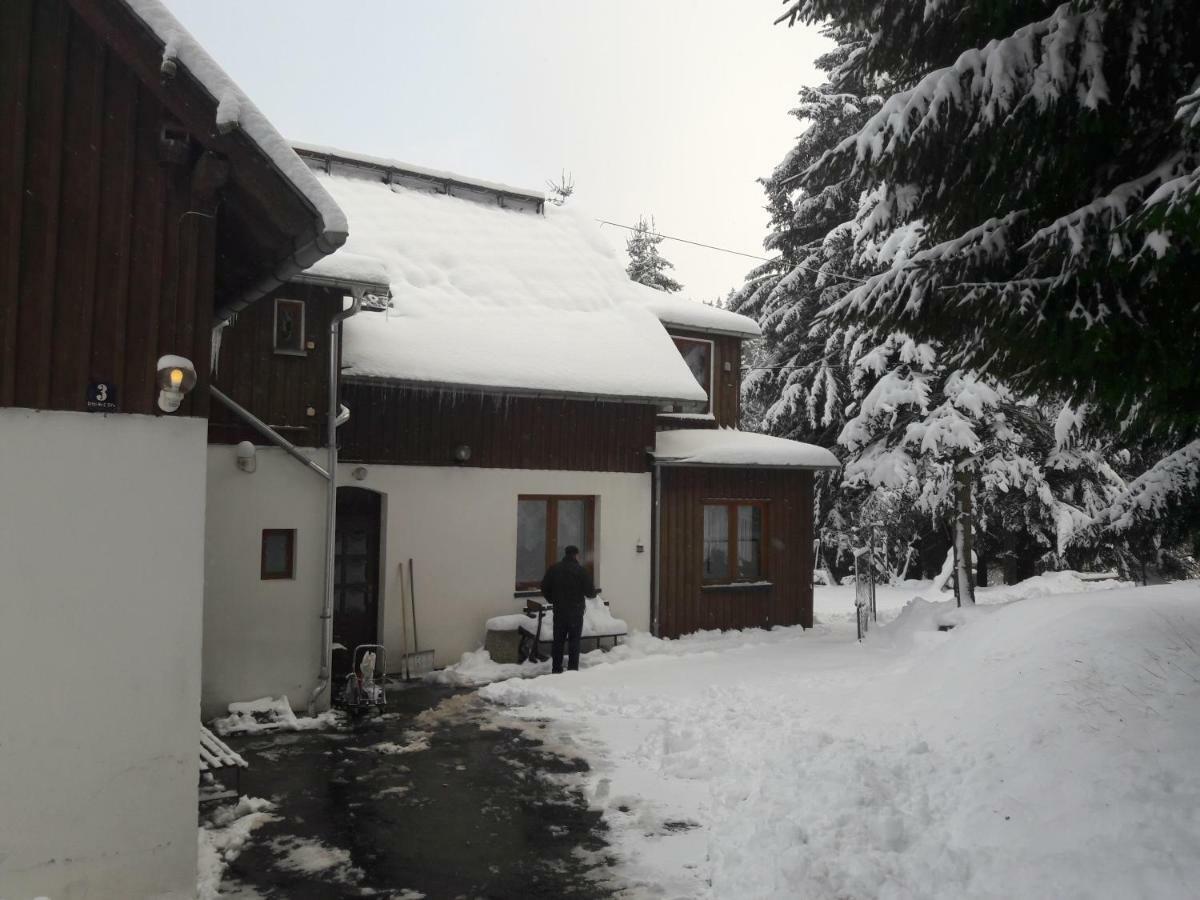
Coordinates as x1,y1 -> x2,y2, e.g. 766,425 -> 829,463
236,440 -> 257,473
453,444 -> 472,464
156,355 -> 197,412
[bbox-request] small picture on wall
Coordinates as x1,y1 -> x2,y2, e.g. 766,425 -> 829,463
273,298 -> 306,355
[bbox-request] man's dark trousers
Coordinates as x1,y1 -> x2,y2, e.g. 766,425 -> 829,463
552,605 -> 585,673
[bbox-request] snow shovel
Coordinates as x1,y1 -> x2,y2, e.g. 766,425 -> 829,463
398,558 -> 434,680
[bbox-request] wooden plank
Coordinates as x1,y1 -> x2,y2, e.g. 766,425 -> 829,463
14,0 -> 70,409
90,50 -> 137,406
0,0 -> 34,406
123,81 -> 167,414
50,17 -> 105,410
657,466 -> 811,638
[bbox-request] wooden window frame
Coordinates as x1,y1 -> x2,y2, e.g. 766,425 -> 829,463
272,297 -> 307,356
261,528 -> 296,580
515,495 -> 596,590
663,336 -> 713,415
701,500 -> 768,585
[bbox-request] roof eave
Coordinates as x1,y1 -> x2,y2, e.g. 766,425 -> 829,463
658,319 -> 763,340
213,225 -> 349,326
288,270 -> 391,296
651,459 -> 841,471
342,374 -> 702,407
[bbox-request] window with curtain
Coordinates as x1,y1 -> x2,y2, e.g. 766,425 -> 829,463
702,502 -> 766,583
516,496 -> 596,589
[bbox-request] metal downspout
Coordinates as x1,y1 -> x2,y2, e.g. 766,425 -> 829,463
651,461 -> 662,637
209,386 -> 331,480
308,293 -> 362,714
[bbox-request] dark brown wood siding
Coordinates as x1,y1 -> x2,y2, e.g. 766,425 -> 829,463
208,284 -> 346,446
656,466 -> 813,638
0,0 -> 215,417
340,383 -> 659,473
658,329 -> 742,430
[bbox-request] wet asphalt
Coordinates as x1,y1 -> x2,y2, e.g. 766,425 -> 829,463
213,685 -> 615,900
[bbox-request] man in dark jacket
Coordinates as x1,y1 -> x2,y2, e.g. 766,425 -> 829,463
539,545 -> 597,673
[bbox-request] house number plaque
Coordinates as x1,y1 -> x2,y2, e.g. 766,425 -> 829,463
86,380 -> 119,412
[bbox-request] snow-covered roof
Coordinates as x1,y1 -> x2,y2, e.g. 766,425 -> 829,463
299,159 -> 717,402
653,428 -> 840,469
637,285 -> 762,338
118,1 -> 347,242
295,251 -> 391,292
293,142 -> 546,203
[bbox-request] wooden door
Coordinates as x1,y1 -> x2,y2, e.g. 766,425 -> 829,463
333,488 -> 381,676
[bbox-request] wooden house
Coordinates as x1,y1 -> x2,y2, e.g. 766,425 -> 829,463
0,1 -> 348,897
200,143 -> 838,718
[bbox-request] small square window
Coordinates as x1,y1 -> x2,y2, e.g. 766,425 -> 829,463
261,529 -> 296,580
273,298 -> 306,355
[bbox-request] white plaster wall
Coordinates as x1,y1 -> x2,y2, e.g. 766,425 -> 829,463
202,445 -> 327,719
341,464 -> 653,668
0,409 -> 206,900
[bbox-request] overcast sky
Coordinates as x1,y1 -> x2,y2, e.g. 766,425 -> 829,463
167,0 -> 830,302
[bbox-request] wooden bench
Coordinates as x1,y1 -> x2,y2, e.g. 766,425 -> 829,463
516,598 -> 627,663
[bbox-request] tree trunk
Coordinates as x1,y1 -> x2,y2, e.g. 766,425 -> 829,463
954,466 -> 976,606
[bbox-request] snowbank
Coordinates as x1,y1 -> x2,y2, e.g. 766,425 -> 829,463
211,696 -> 340,736
814,569 -> 1131,625
478,577 -> 1200,898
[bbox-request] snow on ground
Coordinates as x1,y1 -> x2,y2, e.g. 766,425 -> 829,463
478,577 -> 1200,899
211,696 -> 340,736
266,835 -> 364,884
814,569 -> 1131,625
197,797 -> 278,900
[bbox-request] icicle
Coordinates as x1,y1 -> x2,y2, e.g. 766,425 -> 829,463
210,321 -> 228,375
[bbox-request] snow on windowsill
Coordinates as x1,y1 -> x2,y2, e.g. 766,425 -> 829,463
701,581 -> 773,592
659,411 -> 716,421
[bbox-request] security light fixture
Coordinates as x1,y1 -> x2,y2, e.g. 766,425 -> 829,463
236,441 -> 257,473
156,355 -> 197,412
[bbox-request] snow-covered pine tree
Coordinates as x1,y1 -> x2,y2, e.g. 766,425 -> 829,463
625,215 -> 683,293
781,0 -> 1200,471
731,38 -> 883,449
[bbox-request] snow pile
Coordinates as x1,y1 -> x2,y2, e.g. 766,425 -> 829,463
485,597 -> 628,637
480,579 -> 1200,898
428,649 -> 548,687
197,796 -> 278,900
297,158 -> 751,401
211,696 -> 340,736
654,427 -> 839,468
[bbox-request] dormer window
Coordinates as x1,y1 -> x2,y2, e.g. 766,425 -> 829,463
662,336 -> 712,414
